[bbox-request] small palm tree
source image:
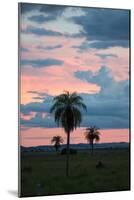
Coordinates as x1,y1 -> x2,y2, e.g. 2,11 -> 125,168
51,136 -> 64,152
84,126 -> 100,155
50,91 -> 86,176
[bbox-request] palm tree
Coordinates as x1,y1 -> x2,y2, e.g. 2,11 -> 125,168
84,126 -> 100,155
51,135 -> 64,152
50,91 -> 87,176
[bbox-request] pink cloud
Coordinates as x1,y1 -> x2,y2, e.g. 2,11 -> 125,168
21,67 -> 100,104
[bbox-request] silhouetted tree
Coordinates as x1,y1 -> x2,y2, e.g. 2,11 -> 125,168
51,135 -> 64,152
50,91 -> 86,176
85,126 -> 100,155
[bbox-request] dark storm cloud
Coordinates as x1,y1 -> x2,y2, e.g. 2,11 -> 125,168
22,26 -> 82,39
22,26 -> 63,37
28,5 -> 66,24
20,3 -> 66,16
20,3 -> 40,14
74,66 -> 129,128
82,115 -> 129,129
20,101 -> 50,116
75,66 -> 129,97
21,58 -> 63,68
72,40 -> 129,51
70,8 -> 130,49
28,14 -> 56,23
39,4 -> 66,15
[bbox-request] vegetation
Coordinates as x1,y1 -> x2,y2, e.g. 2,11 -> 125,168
61,148 -> 77,155
21,149 -> 130,197
50,91 -> 86,176
51,136 -> 64,152
85,126 -> 100,155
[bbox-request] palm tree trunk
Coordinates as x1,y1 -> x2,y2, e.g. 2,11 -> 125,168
55,144 -> 58,152
66,131 -> 70,177
91,142 -> 94,156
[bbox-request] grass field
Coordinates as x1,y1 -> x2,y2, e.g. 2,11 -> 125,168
20,149 -> 130,197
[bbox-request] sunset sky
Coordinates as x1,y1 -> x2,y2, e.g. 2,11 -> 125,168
20,3 -> 130,147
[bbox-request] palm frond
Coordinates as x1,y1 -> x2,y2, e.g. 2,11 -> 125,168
50,91 -> 86,133
50,102 -> 64,113
94,134 -> 100,142
84,126 -> 101,144
71,107 -> 82,128
53,93 -> 69,103
70,92 -> 82,101
73,102 -> 87,111
54,107 -> 64,126
51,135 -> 64,144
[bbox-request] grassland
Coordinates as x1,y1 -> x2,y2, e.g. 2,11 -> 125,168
20,149 -> 130,197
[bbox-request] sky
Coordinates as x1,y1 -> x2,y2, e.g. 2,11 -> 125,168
20,3 -> 130,147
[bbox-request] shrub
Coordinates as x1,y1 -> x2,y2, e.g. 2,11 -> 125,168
61,148 -> 77,155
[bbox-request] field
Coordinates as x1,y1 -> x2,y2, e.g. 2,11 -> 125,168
20,149 -> 130,197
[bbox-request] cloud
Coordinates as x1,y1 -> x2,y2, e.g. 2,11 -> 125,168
82,115 -> 129,129
89,40 -> 129,49
72,40 -> 129,52
22,26 -> 63,37
21,112 -> 55,128
20,4 -> 130,49
27,91 -> 48,100
20,3 -> 40,14
20,102 -> 50,115
95,53 -> 118,59
75,66 -> 129,128
21,67 -> 129,129
20,4 -> 129,129
75,66 -> 129,96
22,25 -> 82,39
27,91 -> 51,100
27,91 -> 48,96
21,93 -> 53,115
28,14 -> 55,23
21,47 -> 29,52
70,8 -> 130,49
39,4 -> 66,15
21,58 -> 64,68
36,44 -> 63,51
20,3 -> 66,15
74,66 -> 129,128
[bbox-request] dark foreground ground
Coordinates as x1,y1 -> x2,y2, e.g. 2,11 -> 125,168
20,149 -> 130,197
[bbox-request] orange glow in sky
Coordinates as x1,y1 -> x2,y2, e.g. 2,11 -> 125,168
20,128 -> 129,147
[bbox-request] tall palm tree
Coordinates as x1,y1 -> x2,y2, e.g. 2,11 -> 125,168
51,135 -> 64,152
84,126 -> 100,155
50,91 -> 86,176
